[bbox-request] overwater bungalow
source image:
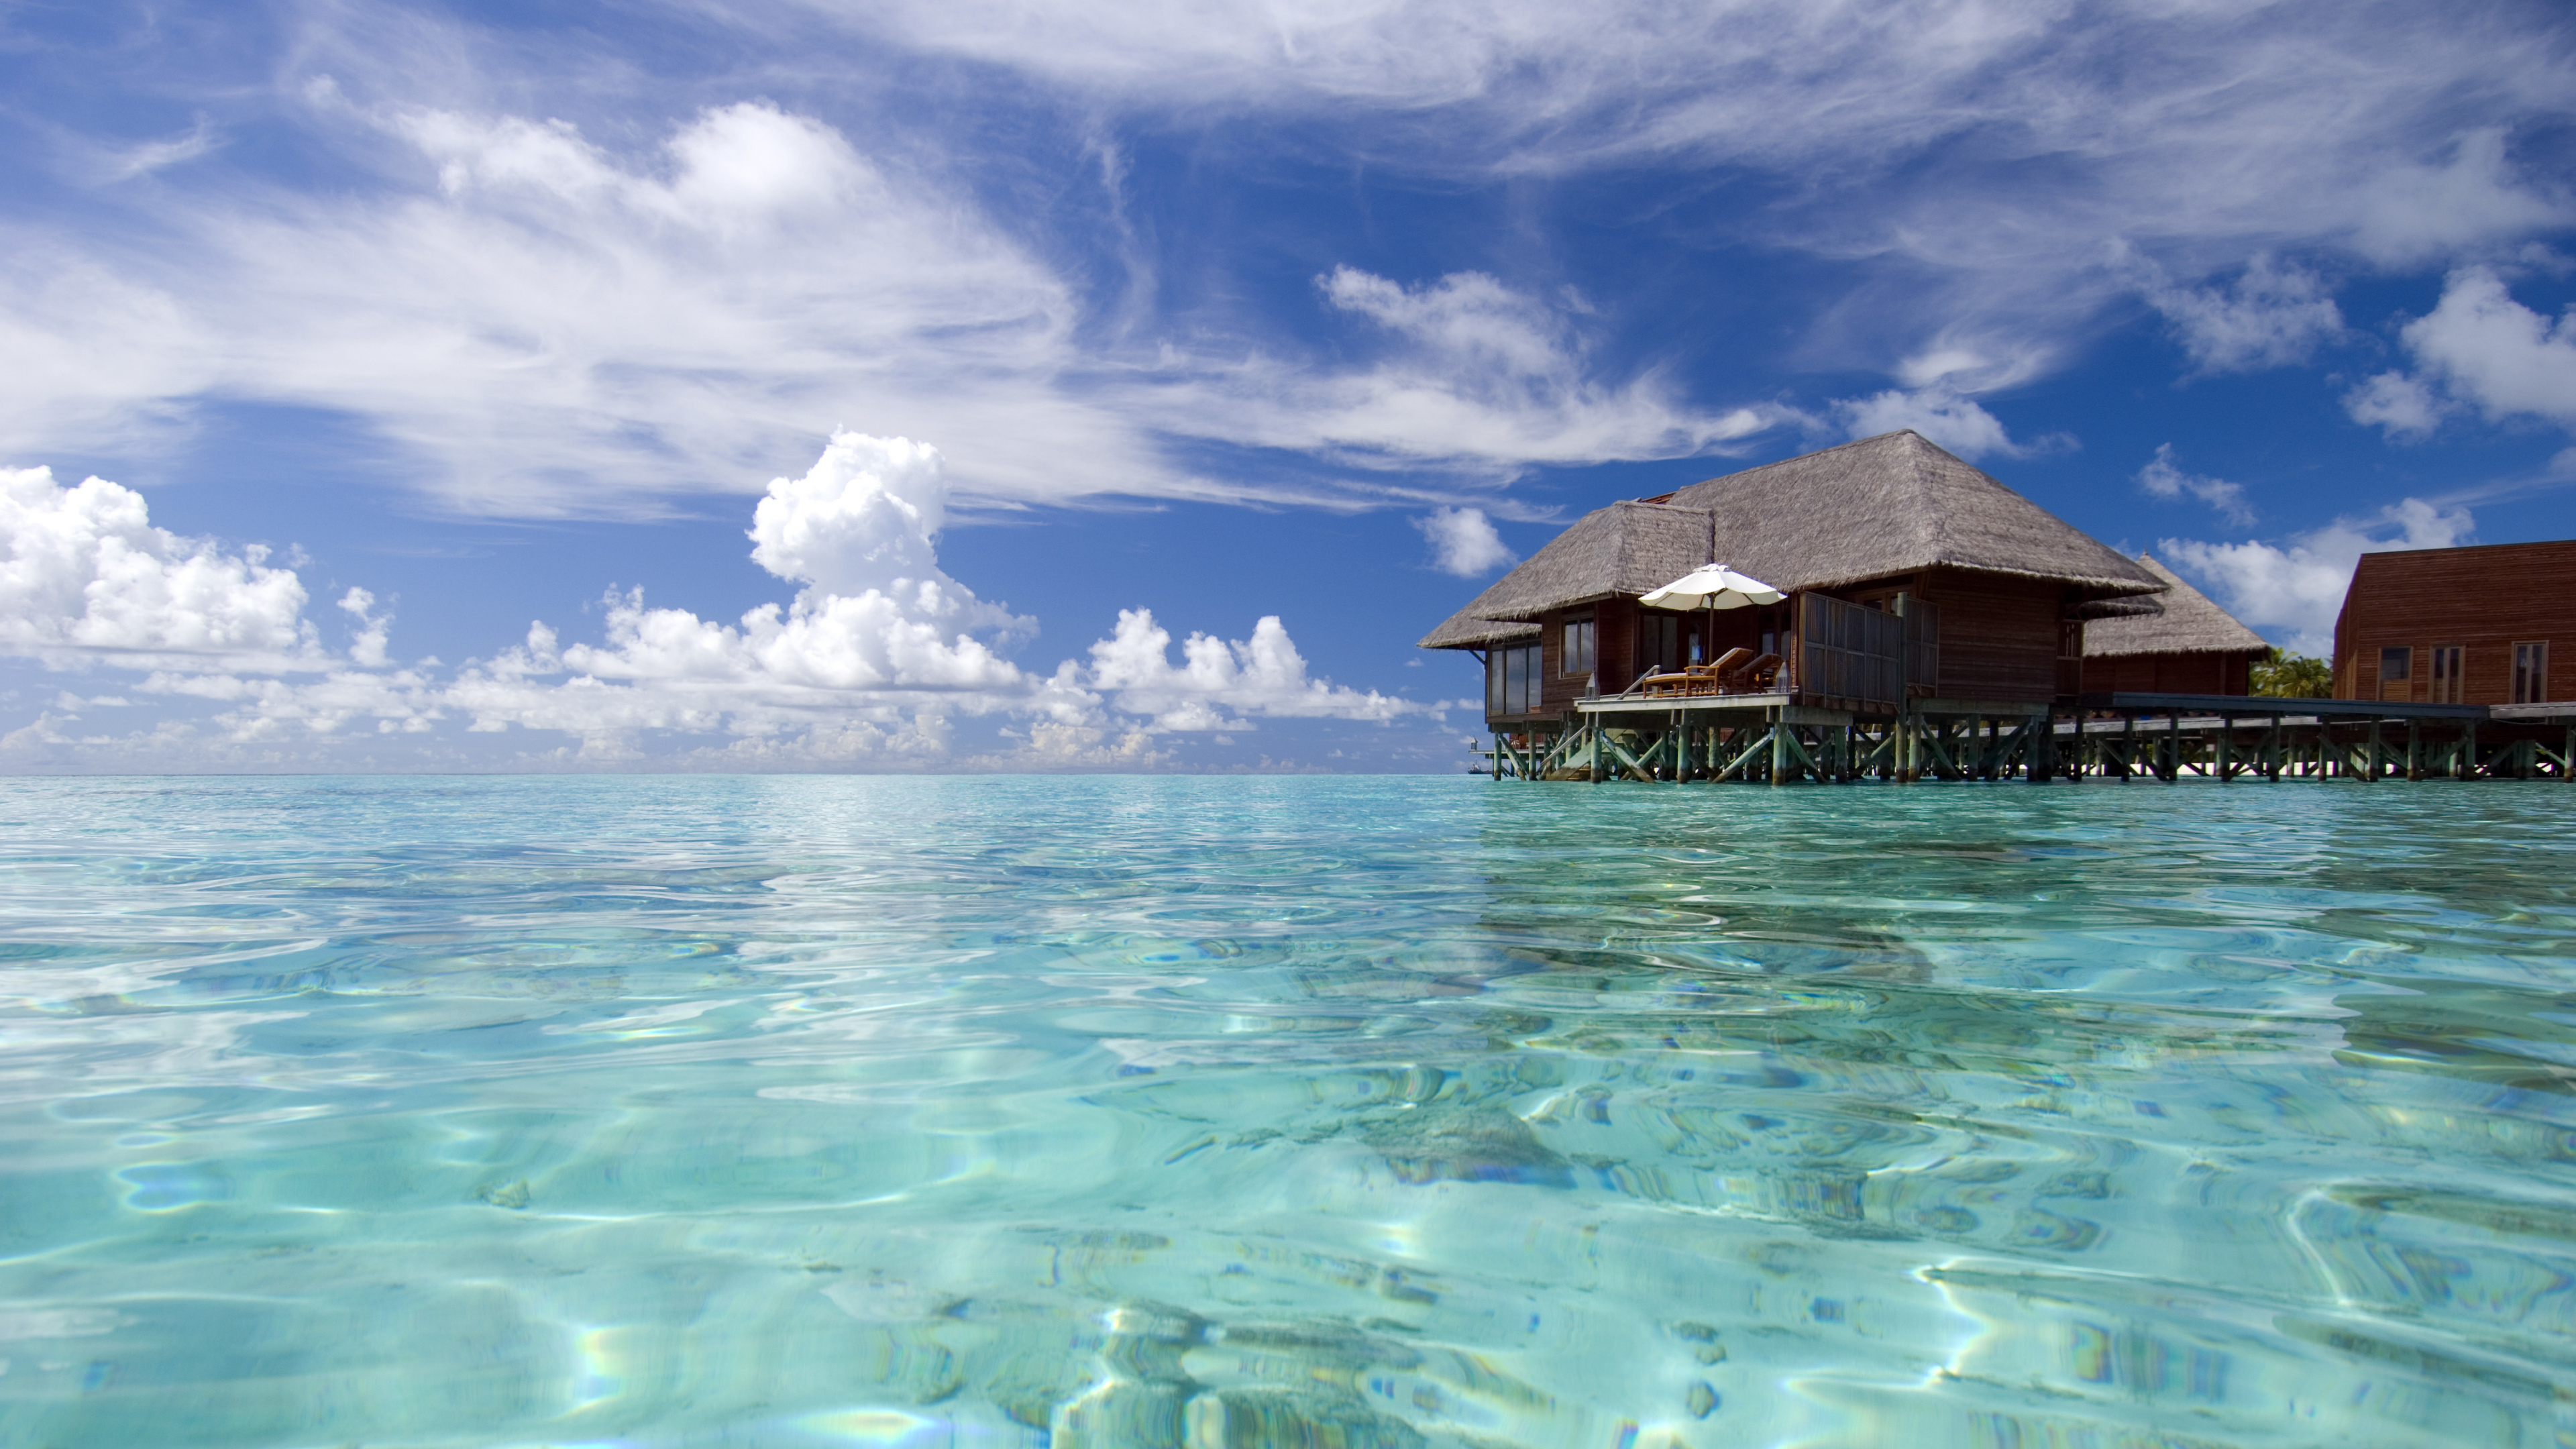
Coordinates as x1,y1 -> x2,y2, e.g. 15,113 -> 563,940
2080,555 -> 2265,696
1421,431 -> 2171,777
2334,540 -> 2576,706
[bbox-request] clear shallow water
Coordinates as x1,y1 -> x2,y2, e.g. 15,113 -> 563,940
2,775 -> 2573,1449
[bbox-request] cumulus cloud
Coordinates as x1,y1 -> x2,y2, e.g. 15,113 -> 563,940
1087,608 -> 1416,733
1,466 -> 324,672
2138,254 -> 2344,374
1413,506 -> 1516,576
2396,268 -> 2576,427
2346,268 -> 2576,441
446,434 -> 1042,741
0,435 -> 1438,766
2343,370 -> 2447,439
2135,444 -> 2253,527
2160,498 -> 2473,656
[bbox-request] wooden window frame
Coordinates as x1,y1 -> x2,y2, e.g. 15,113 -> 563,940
2378,645 -> 2412,702
2513,641 -> 2550,705
2428,645 -> 2463,705
1561,614 -> 1596,678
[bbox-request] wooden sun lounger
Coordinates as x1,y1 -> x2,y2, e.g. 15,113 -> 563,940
1637,647 -> 1760,698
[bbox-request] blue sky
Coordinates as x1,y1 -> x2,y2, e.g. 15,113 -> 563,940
3,0 -> 2572,771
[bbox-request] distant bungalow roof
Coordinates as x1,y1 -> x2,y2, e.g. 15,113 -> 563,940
2082,555 -> 2266,658
1420,430 -> 2165,648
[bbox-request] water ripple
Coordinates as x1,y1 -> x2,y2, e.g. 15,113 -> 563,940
0,774 -> 2571,1446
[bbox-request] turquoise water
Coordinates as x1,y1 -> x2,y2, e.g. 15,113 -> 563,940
2,775 -> 2573,1448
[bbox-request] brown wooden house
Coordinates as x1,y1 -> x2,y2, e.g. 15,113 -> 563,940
1421,430 -> 2167,728
2333,540 -> 2576,705
2081,554 -> 2266,695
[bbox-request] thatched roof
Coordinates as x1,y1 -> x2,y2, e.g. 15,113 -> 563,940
1419,616 -> 1539,649
1664,430 -> 2163,596
2083,555 -> 2266,658
1421,502 -> 1713,643
1419,431 -> 2163,649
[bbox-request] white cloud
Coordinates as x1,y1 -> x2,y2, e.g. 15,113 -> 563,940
1413,506 -> 1516,576
3,95 -> 1805,519
1086,608 -> 1417,733
2344,268 -> 2576,441
0,465 -> 324,672
338,588 -> 392,668
1831,387 -> 2049,462
2160,498 -> 2473,656
449,434 -> 1040,738
95,121 -> 221,184
1,100 -> 1159,519
2349,129 -> 2571,267
2139,254 -> 2344,374
0,435 -> 1437,765
2343,370 -> 2446,439
2398,267 -> 2576,427
818,0 -> 2573,384
1148,268 -> 1786,473
2135,443 -> 2253,527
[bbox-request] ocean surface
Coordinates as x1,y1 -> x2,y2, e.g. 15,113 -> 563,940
2,774 -> 2573,1448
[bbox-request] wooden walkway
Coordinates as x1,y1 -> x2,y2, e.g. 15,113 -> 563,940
1482,692 -> 2576,784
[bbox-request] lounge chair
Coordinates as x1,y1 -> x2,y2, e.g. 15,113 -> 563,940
1721,651 -> 1782,693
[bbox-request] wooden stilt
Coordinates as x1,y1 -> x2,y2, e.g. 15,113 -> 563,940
1770,710 -> 1791,786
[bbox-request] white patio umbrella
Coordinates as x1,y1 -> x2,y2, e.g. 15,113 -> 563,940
1640,564 -> 1783,611
1640,564 -> 1785,678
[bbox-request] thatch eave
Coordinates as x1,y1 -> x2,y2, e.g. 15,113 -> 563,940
2083,555 -> 2267,657
1417,616 -> 1540,650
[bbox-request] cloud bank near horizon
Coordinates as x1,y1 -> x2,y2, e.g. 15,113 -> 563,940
0,435 -> 1447,770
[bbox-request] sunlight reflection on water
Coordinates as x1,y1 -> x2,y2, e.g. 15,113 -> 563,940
1,774 -> 2573,1447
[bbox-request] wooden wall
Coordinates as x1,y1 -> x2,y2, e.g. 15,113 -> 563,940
2083,651 -> 2256,695
1913,568 -> 2063,703
1485,564 -> 2142,722
2334,541 -> 2576,703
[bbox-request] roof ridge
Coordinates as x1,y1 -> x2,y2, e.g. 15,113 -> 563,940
1655,429 -> 1932,500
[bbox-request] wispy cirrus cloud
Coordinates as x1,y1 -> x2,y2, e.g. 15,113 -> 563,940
2136,444 -> 2255,527
807,0 -> 2573,382
0,93 -> 1786,519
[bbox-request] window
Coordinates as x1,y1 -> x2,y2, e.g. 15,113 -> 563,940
2428,645 -> 2463,704
1562,615 -> 1595,676
2514,641 -> 2551,704
2378,646 -> 2411,702
1642,613 -> 1683,673
1488,643 -> 1544,716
